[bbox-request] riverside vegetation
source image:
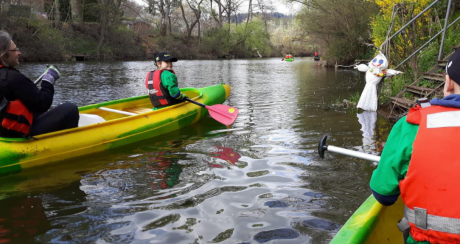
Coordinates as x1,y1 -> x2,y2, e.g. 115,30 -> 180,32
1,0 -> 379,62
1,0 -> 459,108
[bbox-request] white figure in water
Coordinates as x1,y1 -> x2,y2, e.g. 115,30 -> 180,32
354,52 -> 403,111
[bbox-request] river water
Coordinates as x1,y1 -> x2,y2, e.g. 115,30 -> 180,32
0,58 -> 393,243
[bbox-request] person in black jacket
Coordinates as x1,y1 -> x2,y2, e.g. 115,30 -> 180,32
0,30 -> 79,138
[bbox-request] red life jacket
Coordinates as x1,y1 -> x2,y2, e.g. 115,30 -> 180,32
314,52 -> 318,56
400,104 -> 460,244
0,66 -> 34,135
145,70 -> 181,108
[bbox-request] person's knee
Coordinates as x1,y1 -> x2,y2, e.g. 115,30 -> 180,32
59,102 -> 79,120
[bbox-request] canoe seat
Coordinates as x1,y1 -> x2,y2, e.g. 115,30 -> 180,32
79,114 -> 106,127
123,107 -> 153,114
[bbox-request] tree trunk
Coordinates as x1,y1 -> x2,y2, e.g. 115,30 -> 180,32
218,1 -> 223,27
409,22 -> 420,80
97,4 -> 108,59
210,0 -> 223,28
180,2 -> 190,38
159,0 -> 167,36
70,0 -> 83,24
54,0 -> 61,27
78,0 -> 84,24
198,20 -> 201,45
168,16 -> 172,35
246,0 -> 251,24
227,0 -> 230,26
160,14 -> 167,35
166,0 -> 171,35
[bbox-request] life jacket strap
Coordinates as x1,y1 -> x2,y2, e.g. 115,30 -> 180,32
397,217 -> 410,232
0,67 -> 7,81
404,205 -> 460,234
0,111 -> 31,126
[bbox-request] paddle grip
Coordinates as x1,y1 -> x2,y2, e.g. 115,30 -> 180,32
318,135 -> 328,159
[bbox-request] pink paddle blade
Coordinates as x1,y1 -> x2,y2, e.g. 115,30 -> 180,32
205,104 -> 239,126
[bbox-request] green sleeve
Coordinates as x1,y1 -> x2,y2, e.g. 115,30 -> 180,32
160,70 -> 180,97
369,116 -> 419,196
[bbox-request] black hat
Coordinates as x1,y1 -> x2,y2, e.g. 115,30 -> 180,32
155,52 -> 178,62
446,49 -> 460,85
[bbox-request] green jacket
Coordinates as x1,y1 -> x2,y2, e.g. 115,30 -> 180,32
152,70 -> 181,111
370,116 -> 431,244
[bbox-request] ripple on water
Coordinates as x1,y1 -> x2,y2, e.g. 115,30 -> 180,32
253,228 -> 300,243
264,200 -> 290,208
301,219 -> 341,231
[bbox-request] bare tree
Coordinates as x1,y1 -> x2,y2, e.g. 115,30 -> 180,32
255,0 -> 273,31
179,0 -> 203,41
146,0 -> 180,35
96,0 -> 125,58
210,0 -> 224,28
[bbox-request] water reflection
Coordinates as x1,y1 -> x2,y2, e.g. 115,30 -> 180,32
357,111 -> 377,153
147,152 -> 183,191
209,146 -> 242,166
0,197 -> 49,243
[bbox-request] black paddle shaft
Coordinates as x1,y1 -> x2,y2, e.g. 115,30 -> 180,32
185,98 -> 206,108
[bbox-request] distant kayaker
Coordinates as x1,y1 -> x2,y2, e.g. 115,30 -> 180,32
370,48 -> 460,244
145,52 -> 187,110
0,30 -> 79,138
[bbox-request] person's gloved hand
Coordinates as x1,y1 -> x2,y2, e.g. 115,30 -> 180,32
175,93 -> 188,101
42,65 -> 61,85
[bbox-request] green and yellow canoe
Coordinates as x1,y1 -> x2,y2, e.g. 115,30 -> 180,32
330,195 -> 404,244
285,58 -> 294,62
0,83 -> 231,176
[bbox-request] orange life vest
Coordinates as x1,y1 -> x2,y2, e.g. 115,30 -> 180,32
144,70 -> 181,108
0,66 -> 34,135
400,104 -> 460,244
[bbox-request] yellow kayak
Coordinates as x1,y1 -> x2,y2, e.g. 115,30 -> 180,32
330,195 -> 404,244
0,83 -> 231,176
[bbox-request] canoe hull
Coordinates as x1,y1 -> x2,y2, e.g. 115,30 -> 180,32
330,195 -> 404,244
0,84 -> 231,176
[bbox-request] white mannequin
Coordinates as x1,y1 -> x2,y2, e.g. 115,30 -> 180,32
354,52 -> 403,111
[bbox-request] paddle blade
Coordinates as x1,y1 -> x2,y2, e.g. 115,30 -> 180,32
206,104 -> 239,126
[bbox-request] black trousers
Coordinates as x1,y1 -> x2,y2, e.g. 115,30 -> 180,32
29,102 -> 79,136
